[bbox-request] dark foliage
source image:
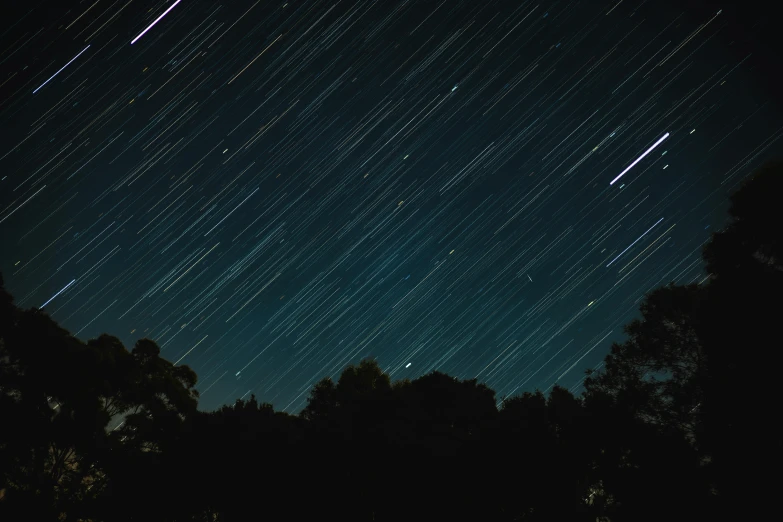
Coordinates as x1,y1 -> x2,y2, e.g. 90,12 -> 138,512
1,162 -> 779,521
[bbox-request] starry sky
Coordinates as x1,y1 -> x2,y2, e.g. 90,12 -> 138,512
1,0 -> 781,413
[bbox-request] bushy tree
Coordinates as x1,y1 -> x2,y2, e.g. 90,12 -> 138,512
0,277 -> 199,521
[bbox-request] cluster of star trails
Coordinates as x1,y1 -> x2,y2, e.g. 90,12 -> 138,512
1,0 -> 781,412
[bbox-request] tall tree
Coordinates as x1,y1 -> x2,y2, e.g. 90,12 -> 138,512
583,161 -> 783,517
698,161 -> 783,516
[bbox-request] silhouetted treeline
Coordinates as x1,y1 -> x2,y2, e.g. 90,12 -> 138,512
1,163 -> 781,521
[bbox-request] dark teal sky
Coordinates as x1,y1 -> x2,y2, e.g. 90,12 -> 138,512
1,0 -> 781,412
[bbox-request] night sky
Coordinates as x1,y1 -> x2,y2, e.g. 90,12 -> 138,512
1,0 -> 781,413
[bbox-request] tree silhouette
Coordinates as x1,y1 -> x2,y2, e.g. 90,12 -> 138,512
703,160 -> 783,279
584,160 -> 783,518
584,283 -> 707,440
0,277 -> 199,521
699,162 -> 783,517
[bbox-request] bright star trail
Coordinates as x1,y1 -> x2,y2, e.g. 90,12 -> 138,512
32,45 -> 90,94
606,217 -> 665,267
610,133 -> 670,185
1,0 -> 782,413
130,0 -> 183,45
41,279 -> 76,308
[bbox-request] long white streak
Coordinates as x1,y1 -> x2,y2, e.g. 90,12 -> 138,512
204,187 -> 259,236
164,242 -> 220,292
610,132 -> 669,185
558,332 -> 613,381
76,300 -> 117,336
174,335 -> 209,365
0,185 -> 47,224
607,217 -> 664,267
41,279 -> 76,308
199,371 -> 227,395
130,0 -> 182,44
33,46 -> 90,93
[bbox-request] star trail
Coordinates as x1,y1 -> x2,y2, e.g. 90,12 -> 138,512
1,0 -> 781,413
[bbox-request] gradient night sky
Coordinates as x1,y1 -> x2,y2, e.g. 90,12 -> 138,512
1,0 -> 781,413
